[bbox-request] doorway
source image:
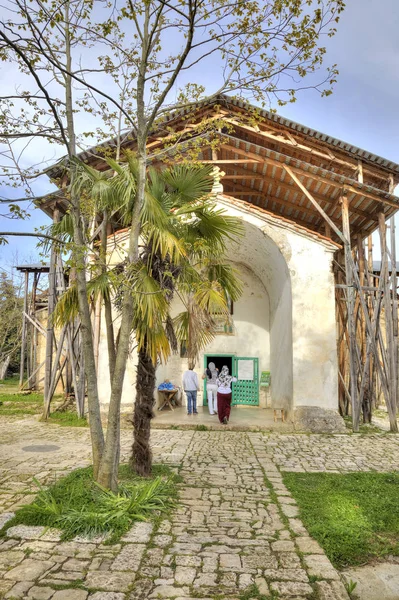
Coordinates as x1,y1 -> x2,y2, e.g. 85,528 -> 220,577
203,354 -> 259,406
203,354 -> 233,406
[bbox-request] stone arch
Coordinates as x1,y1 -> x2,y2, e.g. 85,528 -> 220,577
227,220 -> 293,412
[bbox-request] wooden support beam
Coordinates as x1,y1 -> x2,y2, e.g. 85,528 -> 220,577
21,360 -> 46,390
225,118 -> 359,172
224,118 -> 392,184
19,270 -> 29,388
283,165 -> 346,242
357,160 -> 364,184
222,172 -> 373,223
43,208 -> 59,417
379,211 -> 398,430
202,159 -> 261,164
389,175 -> 399,409
341,194 -> 359,430
23,312 -> 46,337
221,193 -> 324,232
217,137 -> 399,209
226,187 -> 326,224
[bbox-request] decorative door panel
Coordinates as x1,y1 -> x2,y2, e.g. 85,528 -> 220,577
232,357 -> 259,405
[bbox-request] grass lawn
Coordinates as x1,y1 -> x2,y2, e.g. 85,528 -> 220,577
45,411 -> 88,427
0,389 -> 43,415
283,471 -> 399,569
0,378 -> 88,425
1,464 -> 180,543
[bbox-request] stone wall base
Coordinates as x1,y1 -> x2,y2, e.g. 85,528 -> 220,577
293,406 -> 346,433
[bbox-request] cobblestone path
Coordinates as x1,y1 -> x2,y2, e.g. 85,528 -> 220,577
1,417 -> 398,599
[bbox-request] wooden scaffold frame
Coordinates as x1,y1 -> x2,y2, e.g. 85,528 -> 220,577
17,254 -> 86,419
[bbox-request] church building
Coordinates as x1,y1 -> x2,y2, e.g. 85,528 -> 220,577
38,95 -> 399,429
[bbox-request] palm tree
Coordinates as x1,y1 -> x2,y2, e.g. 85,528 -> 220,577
49,155 -> 243,483
125,164 -> 243,475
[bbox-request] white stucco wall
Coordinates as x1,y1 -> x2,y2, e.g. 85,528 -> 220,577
96,195 -> 339,413
218,197 -> 338,411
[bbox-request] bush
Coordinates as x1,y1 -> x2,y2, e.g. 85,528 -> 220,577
2,464 -> 179,543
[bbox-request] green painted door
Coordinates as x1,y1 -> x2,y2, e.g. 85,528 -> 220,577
232,357 -> 259,406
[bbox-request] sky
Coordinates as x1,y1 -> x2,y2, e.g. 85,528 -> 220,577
1,0 -> 399,270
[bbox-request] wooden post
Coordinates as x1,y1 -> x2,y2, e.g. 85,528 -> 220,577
19,270 -> 29,388
357,234 -> 370,421
357,160 -> 364,184
324,223 -> 331,238
389,175 -> 398,409
341,193 -> 359,430
378,211 -> 398,431
93,295 -> 101,373
43,208 -> 59,417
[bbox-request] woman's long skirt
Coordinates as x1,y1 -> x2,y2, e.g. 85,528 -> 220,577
217,392 -> 232,423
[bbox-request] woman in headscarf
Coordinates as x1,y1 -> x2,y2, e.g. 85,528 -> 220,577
202,362 -> 219,415
216,365 -> 237,424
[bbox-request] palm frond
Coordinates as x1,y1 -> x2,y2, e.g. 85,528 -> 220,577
188,207 -> 244,251
162,164 -> 214,203
193,280 -> 229,315
41,213 -> 74,253
87,271 -> 114,302
205,261 -> 243,302
143,227 -> 186,263
130,263 -> 169,330
52,285 -> 79,327
173,304 -> 216,364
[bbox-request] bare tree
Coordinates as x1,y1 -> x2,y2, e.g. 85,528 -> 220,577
0,0 -> 345,488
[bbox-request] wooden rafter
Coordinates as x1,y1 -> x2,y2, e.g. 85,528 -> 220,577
220,166 -> 374,224
221,193 -> 324,233
215,137 -> 399,209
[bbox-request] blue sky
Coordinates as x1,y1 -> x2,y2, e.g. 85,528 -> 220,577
1,0 -> 399,268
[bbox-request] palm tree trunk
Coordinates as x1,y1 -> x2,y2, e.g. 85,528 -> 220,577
130,347 -> 156,477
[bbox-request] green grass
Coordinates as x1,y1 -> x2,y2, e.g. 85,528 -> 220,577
0,389 -> 43,416
0,386 -> 87,425
283,471 -> 399,569
1,463 -> 180,543
45,411 -> 88,427
342,416 -> 383,434
195,424 -> 208,431
0,375 -> 19,387
239,584 -> 278,600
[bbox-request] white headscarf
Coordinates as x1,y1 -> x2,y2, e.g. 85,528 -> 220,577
217,365 -> 233,388
206,362 -> 217,382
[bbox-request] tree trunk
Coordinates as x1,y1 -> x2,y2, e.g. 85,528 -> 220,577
96,145 -> 146,490
0,355 -> 11,380
70,203 -> 105,476
131,348 -> 156,477
63,1 -> 105,477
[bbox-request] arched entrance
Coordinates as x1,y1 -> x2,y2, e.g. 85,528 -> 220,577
227,220 -> 293,413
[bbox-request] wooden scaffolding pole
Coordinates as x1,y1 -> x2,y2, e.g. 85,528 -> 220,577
341,194 -> 359,430
19,270 -> 29,388
378,211 -> 398,431
389,175 -> 399,409
43,208 -> 59,417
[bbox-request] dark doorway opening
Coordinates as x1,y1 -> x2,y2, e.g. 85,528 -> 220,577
203,354 -> 234,406
205,355 -> 233,377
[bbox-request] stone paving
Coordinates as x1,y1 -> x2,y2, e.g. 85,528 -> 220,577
1,416 -> 398,599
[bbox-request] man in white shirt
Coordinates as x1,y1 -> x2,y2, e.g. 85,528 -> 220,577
182,364 -> 200,415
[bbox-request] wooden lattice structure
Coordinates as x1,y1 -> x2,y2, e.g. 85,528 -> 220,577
36,95 -> 399,429
17,257 -> 85,418
16,263 -> 50,391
